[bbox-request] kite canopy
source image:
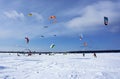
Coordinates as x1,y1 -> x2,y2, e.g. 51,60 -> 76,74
25,37 -> 29,44
53,35 -> 56,37
44,26 -> 48,28
83,42 -> 87,47
49,16 -> 56,19
104,16 -> 108,25
50,44 -> 55,48
80,34 -> 83,40
49,15 -> 57,23
28,13 -> 32,16
41,35 -> 44,38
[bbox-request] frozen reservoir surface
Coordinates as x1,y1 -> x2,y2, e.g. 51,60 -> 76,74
0,53 -> 120,79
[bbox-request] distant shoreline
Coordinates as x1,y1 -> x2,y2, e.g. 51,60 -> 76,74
0,49 -> 120,54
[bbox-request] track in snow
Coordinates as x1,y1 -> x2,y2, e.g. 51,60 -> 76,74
0,53 -> 120,79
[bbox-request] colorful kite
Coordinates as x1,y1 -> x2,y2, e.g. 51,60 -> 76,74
25,37 -> 29,44
49,16 -> 57,23
28,13 -> 32,16
104,16 -> 108,25
50,44 -> 55,48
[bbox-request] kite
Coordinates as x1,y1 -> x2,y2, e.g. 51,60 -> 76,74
50,44 -> 55,48
104,16 -> 108,25
25,37 -> 29,44
28,13 -> 32,16
83,42 -> 87,47
49,15 -> 57,23
80,34 -> 83,40
53,35 -> 56,37
41,35 -> 44,38
44,26 -> 48,28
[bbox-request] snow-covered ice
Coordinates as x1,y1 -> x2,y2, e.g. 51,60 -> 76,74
0,53 -> 120,79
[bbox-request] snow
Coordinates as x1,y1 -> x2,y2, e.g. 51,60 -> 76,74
0,53 -> 120,79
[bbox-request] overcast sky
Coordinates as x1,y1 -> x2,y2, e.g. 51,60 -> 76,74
0,0 -> 120,52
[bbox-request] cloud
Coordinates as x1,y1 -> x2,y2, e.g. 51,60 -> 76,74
0,10 -> 45,39
65,1 -> 120,32
4,10 -> 24,20
0,1 -> 120,39
0,28 -> 12,38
